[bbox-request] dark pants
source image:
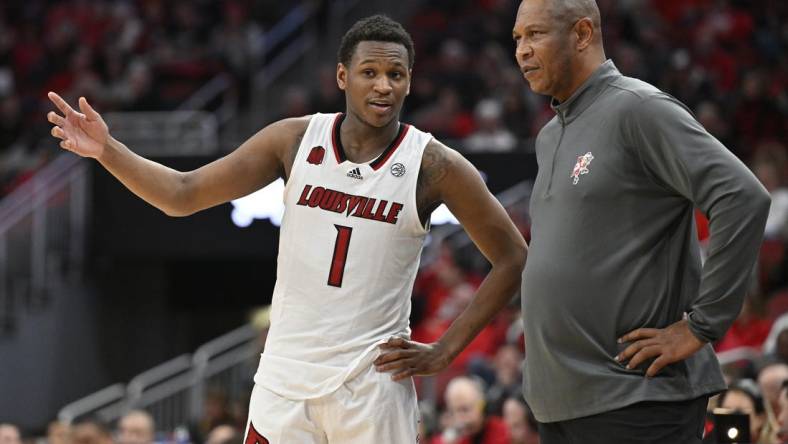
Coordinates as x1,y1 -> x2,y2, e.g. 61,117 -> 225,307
537,396 -> 709,444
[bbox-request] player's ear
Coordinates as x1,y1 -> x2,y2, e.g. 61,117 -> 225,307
337,63 -> 348,91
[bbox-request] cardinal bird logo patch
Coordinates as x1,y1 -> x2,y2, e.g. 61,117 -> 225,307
570,152 -> 594,185
307,146 -> 325,165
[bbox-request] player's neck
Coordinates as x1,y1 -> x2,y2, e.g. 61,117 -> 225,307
339,112 -> 400,163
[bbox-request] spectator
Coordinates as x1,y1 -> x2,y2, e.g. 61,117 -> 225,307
777,380 -> 788,444
71,419 -> 113,444
731,71 -> 784,159
715,294 -> 773,353
758,363 -> 788,420
117,410 -> 155,444
763,317 -> 788,362
432,376 -> 510,444
718,379 -> 771,444
752,151 -> 788,240
695,100 -> 731,148
411,87 -> 475,140
205,424 -> 240,444
464,98 -> 517,153
502,395 -> 539,444
311,66 -> 344,114
210,1 -> 263,110
0,424 -> 21,444
276,85 -> 312,120
484,344 -> 524,415
46,421 -> 71,444
433,39 -> 482,111
190,387 -> 234,444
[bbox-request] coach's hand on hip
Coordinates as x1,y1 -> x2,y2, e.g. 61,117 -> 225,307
374,337 -> 451,381
615,319 -> 706,378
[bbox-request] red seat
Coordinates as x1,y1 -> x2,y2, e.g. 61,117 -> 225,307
767,290 -> 788,320
759,239 -> 785,287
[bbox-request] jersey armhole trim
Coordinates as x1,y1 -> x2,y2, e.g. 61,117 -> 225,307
408,134 -> 434,237
283,114 -> 324,203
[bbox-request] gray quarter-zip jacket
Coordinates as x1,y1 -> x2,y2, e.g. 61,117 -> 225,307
521,60 -> 770,422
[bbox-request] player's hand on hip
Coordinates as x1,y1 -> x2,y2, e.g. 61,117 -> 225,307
615,319 -> 705,378
47,92 -> 108,159
374,337 -> 451,381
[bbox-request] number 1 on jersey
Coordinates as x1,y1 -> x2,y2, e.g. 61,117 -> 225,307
328,225 -> 353,287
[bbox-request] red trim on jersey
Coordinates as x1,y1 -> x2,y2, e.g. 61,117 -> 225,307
244,423 -> 269,444
330,113 -> 410,169
370,124 -> 410,171
330,113 -> 346,163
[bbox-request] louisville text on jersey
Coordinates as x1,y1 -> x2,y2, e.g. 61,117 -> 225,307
296,184 -> 403,224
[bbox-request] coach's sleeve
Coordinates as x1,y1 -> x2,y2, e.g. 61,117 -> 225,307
622,93 -> 770,343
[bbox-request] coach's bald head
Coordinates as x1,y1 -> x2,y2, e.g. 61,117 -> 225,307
513,0 -> 606,101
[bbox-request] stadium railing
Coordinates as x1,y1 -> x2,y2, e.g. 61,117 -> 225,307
0,154 -> 89,335
58,383 -> 127,425
57,325 -> 260,430
190,324 -> 259,420
126,354 -> 196,432
104,111 -> 218,157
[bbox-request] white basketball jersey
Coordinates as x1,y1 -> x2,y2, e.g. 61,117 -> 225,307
254,113 -> 433,400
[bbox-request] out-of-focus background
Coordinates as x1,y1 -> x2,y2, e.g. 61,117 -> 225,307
0,0 -> 785,443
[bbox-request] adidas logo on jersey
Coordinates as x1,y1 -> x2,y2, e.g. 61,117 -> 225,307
347,167 -> 363,180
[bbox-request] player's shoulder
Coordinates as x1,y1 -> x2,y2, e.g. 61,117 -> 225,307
256,115 -> 315,162
418,138 -> 479,193
267,114 -> 313,140
422,138 -> 463,173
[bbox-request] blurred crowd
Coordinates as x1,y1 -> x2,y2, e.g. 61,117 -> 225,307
2,0 -> 787,443
298,0 -> 786,160
0,0 -> 275,195
0,407 -> 245,444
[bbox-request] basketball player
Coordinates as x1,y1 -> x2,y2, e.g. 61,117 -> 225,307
47,15 -> 527,444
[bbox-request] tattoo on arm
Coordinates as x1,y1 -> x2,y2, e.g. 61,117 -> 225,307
417,142 -> 450,220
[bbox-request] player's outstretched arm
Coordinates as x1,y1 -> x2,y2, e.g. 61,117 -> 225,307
47,92 -> 306,216
375,141 -> 527,380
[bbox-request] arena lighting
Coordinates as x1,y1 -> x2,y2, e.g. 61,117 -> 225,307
231,179 -> 460,228
231,179 -> 286,227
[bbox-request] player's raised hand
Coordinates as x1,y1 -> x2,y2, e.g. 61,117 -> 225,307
374,337 -> 452,381
47,92 -> 108,159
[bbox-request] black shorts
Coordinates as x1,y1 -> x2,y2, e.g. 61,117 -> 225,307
537,396 -> 709,444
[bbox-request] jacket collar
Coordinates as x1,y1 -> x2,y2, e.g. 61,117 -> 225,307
551,59 -> 620,125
